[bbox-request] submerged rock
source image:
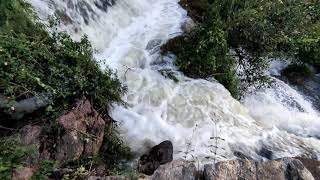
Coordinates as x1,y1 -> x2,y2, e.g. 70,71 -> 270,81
204,157 -> 314,180
138,141 -> 173,175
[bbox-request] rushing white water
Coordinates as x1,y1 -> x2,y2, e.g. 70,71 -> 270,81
30,0 -> 320,164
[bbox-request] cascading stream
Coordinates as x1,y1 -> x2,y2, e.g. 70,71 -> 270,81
30,0 -> 320,164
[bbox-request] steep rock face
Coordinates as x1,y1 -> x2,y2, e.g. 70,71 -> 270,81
204,157 -> 314,180
149,160 -> 197,180
138,141 -> 173,175
55,98 -> 106,161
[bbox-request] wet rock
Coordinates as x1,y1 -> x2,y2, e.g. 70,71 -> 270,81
12,167 -> 34,180
138,141 -> 173,175
204,157 -> 315,180
20,125 -> 42,146
150,160 -> 197,180
55,98 -> 106,161
181,18 -> 195,33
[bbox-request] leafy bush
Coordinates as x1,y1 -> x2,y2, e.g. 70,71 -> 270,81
0,0 -> 125,122
173,0 -> 320,97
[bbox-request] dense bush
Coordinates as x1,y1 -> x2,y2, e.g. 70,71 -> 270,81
173,0 -> 320,97
0,0 -> 125,122
0,0 -> 130,177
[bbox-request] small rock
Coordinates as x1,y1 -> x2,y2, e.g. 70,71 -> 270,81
150,160 -> 197,180
138,141 -> 173,175
20,125 -> 42,146
12,167 -> 34,180
181,18 -> 195,33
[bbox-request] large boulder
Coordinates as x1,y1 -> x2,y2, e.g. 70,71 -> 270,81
138,141 -> 173,175
204,157 -> 315,180
149,160 -> 197,180
55,98 -> 106,161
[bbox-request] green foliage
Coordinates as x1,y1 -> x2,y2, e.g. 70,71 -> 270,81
31,160 -> 56,180
101,124 -> 132,170
0,136 -> 36,179
174,0 -> 320,97
0,0 -> 125,122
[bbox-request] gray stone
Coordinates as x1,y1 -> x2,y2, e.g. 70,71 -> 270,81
150,160 -> 197,180
204,157 -> 315,180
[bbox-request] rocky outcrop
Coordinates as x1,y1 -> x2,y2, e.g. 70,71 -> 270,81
55,98 -> 106,161
149,160 -> 197,180
138,141 -> 173,175
204,157 -> 314,180
145,157 -> 317,180
18,97 -> 107,162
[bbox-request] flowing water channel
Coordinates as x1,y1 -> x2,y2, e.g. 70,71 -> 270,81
30,0 -> 320,164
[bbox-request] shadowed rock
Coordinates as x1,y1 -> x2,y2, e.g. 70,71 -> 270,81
138,141 -> 173,175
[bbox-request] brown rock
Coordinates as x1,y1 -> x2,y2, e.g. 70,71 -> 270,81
55,98 -> 106,161
55,131 -> 84,161
12,167 -> 34,180
204,157 -> 315,180
150,160 -> 197,180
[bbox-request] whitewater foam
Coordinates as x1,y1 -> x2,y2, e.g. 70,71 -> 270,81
30,0 -> 320,163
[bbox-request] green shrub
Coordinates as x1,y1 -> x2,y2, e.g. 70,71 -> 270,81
0,0 -> 126,122
31,160 -> 56,180
0,136 -> 36,179
174,0 -> 320,97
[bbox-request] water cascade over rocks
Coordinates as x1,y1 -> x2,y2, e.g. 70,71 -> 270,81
29,0 -> 320,165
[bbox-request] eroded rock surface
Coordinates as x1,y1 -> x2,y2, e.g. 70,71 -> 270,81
204,157 -> 314,180
55,98 -> 106,161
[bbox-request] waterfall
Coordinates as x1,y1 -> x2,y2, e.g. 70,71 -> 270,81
30,0 -> 320,164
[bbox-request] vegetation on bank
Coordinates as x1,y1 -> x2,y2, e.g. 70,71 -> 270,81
169,0 -> 320,98
0,0 -> 130,178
